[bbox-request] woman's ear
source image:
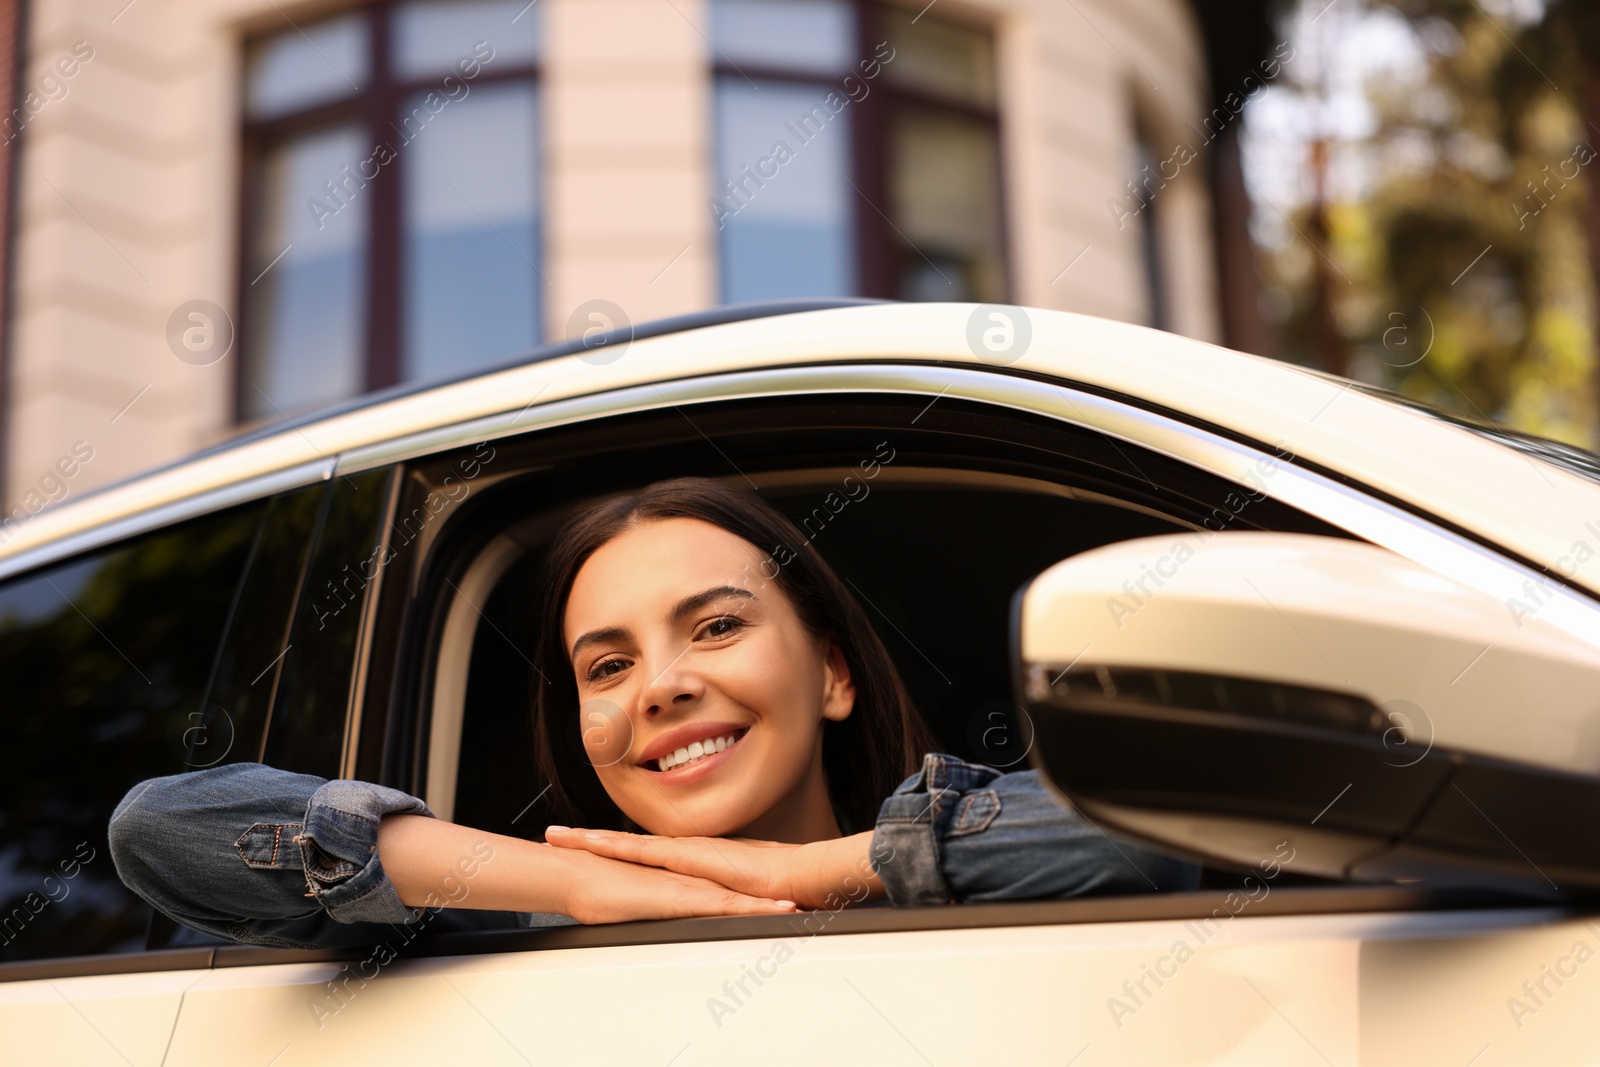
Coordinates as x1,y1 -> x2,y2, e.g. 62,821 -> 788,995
820,638 -> 856,723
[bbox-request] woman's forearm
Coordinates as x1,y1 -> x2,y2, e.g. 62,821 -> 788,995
377,813 -> 574,914
382,814 -> 808,924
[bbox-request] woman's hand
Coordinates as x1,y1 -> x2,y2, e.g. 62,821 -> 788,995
544,826 -> 887,911
377,814 -> 797,925
547,845 -> 802,924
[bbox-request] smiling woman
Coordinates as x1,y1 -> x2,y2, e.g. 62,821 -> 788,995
106,477 -> 1197,945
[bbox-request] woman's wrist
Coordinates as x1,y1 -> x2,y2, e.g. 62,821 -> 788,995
807,831 -> 887,907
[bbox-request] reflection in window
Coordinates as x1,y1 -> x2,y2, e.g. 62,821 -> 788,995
715,82 -> 856,303
246,126 -> 369,418
394,0 -> 538,78
0,502 -> 271,961
708,1 -> 1005,303
877,5 -> 996,109
709,0 -> 856,73
403,82 -> 540,382
245,12 -> 369,121
241,0 -> 541,422
890,105 -> 1004,301
1133,120 -> 1171,332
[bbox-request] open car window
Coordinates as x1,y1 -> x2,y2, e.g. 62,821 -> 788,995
372,392 -> 1350,909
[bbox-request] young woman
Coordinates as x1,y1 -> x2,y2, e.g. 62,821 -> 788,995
109,476 -> 1196,949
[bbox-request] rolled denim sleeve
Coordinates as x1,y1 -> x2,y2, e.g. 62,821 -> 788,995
869,753 -> 1200,906
110,762 -> 502,948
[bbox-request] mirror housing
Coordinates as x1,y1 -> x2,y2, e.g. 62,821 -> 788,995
1013,532 -> 1600,896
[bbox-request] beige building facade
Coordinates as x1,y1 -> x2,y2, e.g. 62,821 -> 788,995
1,0 -> 1271,515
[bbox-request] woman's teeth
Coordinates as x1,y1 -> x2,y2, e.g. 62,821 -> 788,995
656,731 -> 740,771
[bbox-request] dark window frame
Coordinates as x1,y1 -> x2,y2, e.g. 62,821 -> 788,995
710,0 -> 1009,301
235,3 -> 542,423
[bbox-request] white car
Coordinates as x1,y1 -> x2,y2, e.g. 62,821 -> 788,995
3,301 -> 1599,1065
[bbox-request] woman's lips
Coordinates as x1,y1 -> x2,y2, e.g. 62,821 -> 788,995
643,726 -> 749,783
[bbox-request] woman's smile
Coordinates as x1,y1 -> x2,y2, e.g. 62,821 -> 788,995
639,725 -> 751,781
561,516 -> 856,840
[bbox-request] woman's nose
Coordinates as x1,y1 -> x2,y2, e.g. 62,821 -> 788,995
639,647 -> 704,715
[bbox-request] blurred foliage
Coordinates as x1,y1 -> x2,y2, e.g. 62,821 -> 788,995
1261,0 -> 1600,447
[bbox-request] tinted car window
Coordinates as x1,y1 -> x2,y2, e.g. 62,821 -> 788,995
264,468 -> 391,779
205,483 -> 327,764
0,501 -> 268,962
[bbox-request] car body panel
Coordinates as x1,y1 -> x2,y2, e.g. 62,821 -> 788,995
149,907 -> 1594,1067
0,968 -> 206,1065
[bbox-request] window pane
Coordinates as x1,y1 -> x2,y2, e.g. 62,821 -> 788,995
244,125 -> 370,420
0,503 -> 267,961
394,0 -> 538,81
203,484 -> 327,754
879,9 -> 996,108
715,81 -> 856,302
710,0 -> 855,74
401,83 -> 540,383
263,468 -> 390,781
245,12 -> 369,120
890,106 -> 1005,301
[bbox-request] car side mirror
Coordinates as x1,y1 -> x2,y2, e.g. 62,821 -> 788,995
1011,532 -> 1600,897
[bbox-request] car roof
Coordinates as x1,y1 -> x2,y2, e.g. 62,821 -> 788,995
4,302 -> 1596,600
191,298 -> 885,461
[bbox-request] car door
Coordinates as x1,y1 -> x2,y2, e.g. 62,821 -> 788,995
0,472 -> 372,1064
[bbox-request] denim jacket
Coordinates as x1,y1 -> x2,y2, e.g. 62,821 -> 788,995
108,755 -> 1198,950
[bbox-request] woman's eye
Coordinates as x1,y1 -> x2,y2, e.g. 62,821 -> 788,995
702,616 -> 743,639
586,658 -> 627,682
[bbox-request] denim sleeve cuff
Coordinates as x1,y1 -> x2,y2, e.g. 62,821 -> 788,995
869,753 -> 1003,907
292,779 -> 433,925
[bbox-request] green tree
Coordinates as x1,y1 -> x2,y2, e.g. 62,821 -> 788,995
1260,0 -> 1600,447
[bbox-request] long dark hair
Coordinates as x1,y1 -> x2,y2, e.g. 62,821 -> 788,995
530,476 -> 939,836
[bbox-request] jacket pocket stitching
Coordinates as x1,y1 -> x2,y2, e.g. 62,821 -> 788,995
236,823 -> 302,869
947,790 -> 1001,837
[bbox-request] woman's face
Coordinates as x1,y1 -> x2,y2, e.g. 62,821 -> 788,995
562,517 -> 856,841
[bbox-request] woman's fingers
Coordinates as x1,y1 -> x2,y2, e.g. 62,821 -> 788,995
544,827 -> 792,902
688,886 -> 798,918
547,827 -> 714,877
556,850 -> 797,924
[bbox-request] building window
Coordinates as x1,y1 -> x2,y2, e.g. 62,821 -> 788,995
708,0 -> 1005,304
1132,114 -> 1172,332
240,1 -> 540,422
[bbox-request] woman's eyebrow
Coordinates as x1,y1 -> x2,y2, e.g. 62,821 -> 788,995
669,584 -> 755,625
569,586 -> 756,662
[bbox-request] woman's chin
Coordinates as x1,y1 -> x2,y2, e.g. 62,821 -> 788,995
637,811 -> 742,839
